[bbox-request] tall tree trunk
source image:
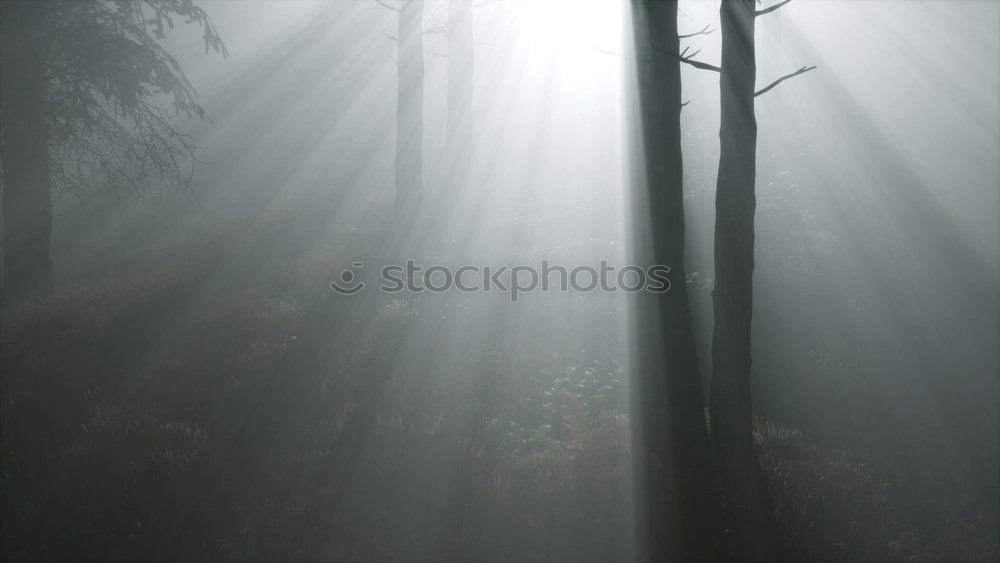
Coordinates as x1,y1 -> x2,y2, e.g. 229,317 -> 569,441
709,1 -> 781,559
628,2 -> 722,560
1,0 -> 54,305
758,4 -> 784,134
394,0 -> 424,223
435,5 -> 477,544
437,0 -> 474,245
447,0 -> 473,163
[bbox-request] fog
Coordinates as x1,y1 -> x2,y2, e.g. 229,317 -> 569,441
2,1 -> 997,561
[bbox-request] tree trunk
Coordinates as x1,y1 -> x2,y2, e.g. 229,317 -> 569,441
1,0 -> 54,305
709,1 -> 781,559
436,0 -> 474,245
447,0 -> 473,163
394,0 -> 424,223
628,2 -> 722,560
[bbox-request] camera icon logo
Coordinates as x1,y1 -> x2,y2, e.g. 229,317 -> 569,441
329,262 -> 366,295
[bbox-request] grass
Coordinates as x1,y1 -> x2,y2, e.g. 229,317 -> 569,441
1,206 -> 996,561
756,419 -> 997,562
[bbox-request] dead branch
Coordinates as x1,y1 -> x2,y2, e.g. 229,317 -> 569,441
677,44 -> 721,72
754,65 -> 816,97
374,0 -> 400,13
678,24 -> 714,39
593,42 -> 620,57
648,36 -> 721,72
756,0 -> 791,17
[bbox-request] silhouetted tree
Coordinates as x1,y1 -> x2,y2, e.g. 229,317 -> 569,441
711,2 -> 779,558
0,0 -> 226,304
1,0 -> 53,302
447,0 -> 474,164
393,0 -> 425,220
675,0 -> 814,558
627,1 -> 723,560
431,0 -> 475,246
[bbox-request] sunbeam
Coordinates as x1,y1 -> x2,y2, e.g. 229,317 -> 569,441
1,0 -> 997,561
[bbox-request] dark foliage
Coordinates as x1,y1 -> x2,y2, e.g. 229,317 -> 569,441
42,0 -> 227,197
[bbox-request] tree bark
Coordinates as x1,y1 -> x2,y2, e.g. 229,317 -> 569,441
628,2 -> 722,560
1,0 -> 54,305
709,1 -> 781,559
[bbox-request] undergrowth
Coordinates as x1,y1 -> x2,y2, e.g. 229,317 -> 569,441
1,209 -> 995,561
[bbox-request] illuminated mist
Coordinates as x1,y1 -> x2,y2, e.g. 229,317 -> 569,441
1,0 -> 997,561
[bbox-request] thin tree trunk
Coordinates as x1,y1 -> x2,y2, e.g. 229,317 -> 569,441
628,2 -> 722,560
447,0 -> 473,161
435,5 -> 477,544
1,0 -> 54,305
709,1 -> 781,559
394,0 -> 424,222
427,0 -> 473,249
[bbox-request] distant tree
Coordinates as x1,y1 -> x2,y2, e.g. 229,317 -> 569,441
447,0 -> 473,165
0,0 -> 226,304
676,0 -> 814,559
627,1 -> 723,559
390,0 -> 425,221
432,0 -> 474,246
2,0 -> 55,303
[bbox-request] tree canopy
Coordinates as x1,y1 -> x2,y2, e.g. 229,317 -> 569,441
41,0 -> 227,197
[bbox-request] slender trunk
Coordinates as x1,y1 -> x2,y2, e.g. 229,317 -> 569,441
435,5 -> 477,541
710,1 -> 781,559
1,0 -> 54,306
427,0 -> 473,249
628,2 -> 722,560
447,0 -> 473,166
394,0 -> 424,222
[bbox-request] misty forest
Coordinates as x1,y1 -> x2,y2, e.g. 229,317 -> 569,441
1,0 -> 998,561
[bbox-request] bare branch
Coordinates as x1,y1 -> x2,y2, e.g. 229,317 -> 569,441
383,31 -> 399,42
756,0 -> 791,17
680,46 -> 702,59
648,35 -> 720,72
679,52 -> 720,73
423,24 -> 447,36
678,24 -> 714,39
754,65 -> 816,97
374,0 -> 401,13
426,50 -> 447,58
593,42 -> 620,57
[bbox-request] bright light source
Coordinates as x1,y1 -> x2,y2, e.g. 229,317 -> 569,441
510,0 -> 622,75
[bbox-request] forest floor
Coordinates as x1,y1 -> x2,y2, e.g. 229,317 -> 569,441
1,195 -> 996,562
